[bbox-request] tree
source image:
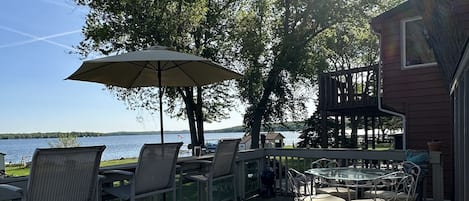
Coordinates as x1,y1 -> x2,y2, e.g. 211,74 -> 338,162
298,110 -> 338,148
48,133 -> 80,148
232,0 -> 382,149
74,0 -> 240,147
377,116 -> 402,140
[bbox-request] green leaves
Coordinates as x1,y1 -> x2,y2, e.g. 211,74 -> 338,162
75,0 -> 240,146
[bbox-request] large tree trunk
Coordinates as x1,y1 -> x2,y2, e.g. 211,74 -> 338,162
179,87 -> 198,146
250,110 -> 263,149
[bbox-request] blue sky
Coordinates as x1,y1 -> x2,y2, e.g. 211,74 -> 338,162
0,0 -> 243,133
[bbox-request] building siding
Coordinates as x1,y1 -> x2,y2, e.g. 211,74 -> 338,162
454,0 -> 469,32
373,5 -> 453,199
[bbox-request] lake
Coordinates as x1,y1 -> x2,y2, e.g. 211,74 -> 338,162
0,131 -> 301,164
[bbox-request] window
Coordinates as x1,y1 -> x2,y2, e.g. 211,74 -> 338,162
401,17 -> 436,68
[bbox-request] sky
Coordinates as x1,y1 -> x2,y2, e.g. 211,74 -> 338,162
0,0 -> 245,133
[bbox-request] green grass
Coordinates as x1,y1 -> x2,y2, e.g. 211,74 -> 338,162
100,158 -> 138,167
5,165 -> 30,177
5,158 -> 139,177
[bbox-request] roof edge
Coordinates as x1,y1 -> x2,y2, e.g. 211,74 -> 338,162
371,1 -> 413,29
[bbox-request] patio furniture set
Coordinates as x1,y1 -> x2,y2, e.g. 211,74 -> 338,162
0,138 -> 241,201
288,158 -> 421,201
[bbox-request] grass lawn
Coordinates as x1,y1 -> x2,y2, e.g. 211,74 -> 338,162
5,158 -> 138,177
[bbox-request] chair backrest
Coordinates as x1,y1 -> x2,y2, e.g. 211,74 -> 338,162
134,142 -> 182,195
287,168 -> 311,198
210,138 -> 241,178
402,161 -> 421,198
311,158 -> 339,169
26,146 -> 105,201
393,173 -> 416,201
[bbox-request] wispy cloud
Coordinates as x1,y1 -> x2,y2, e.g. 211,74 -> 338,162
40,0 -> 88,14
41,0 -> 75,9
0,25 -> 80,51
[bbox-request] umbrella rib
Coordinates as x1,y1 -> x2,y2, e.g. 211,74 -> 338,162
164,60 -> 242,86
66,62 -> 114,79
164,60 -> 242,77
66,61 -> 153,80
169,61 -> 201,85
127,61 -> 152,88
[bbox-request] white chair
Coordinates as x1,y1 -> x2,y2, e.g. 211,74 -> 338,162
102,142 -> 182,201
363,161 -> 420,201
0,146 -> 105,201
288,168 -> 345,201
184,138 -> 240,201
311,158 -> 356,200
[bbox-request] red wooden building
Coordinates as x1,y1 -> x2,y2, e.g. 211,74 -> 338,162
372,1 -> 469,200
319,1 -> 469,200
370,2 -> 454,199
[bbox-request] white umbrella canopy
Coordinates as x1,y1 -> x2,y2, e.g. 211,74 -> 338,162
67,46 -> 243,143
67,46 -> 243,88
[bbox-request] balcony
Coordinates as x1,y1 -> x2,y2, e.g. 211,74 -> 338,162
319,65 -> 382,116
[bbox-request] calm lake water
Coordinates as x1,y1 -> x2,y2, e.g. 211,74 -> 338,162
0,131 -> 301,164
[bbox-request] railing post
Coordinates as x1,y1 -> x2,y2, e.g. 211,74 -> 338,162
429,151 -> 444,201
237,159 -> 245,200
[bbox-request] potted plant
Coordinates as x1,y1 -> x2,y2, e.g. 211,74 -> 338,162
427,140 -> 442,151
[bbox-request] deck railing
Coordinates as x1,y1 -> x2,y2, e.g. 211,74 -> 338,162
0,148 -> 443,201
319,65 -> 379,111
234,148 -> 443,201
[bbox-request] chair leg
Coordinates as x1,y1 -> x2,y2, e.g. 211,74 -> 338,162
178,171 -> 183,201
207,181 -> 213,201
197,181 -> 202,201
233,177 -> 237,201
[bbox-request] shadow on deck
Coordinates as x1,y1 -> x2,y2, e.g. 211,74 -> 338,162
248,195 -> 294,201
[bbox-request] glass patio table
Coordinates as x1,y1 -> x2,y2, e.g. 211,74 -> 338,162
305,167 -> 393,182
305,167 -> 398,199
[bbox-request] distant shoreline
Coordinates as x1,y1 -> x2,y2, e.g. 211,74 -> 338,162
0,122 -> 304,140
0,130 -> 231,140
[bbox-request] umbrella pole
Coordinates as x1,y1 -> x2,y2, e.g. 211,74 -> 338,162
158,61 -> 164,144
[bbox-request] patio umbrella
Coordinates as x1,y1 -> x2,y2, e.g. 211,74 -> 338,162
67,46 -> 243,143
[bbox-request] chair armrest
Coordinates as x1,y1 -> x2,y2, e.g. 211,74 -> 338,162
183,160 -> 212,165
0,184 -> 24,196
98,174 -> 106,182
102,169 -> 134,176
101,170 -> 134,183
180,160 -> 212,175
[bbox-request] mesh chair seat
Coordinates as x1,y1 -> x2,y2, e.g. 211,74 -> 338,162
364,190 -> 416,201
351,198 -> 386,201
316,186 -> 357,200
295,193 -> 346,201
363,190 -> 396,200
